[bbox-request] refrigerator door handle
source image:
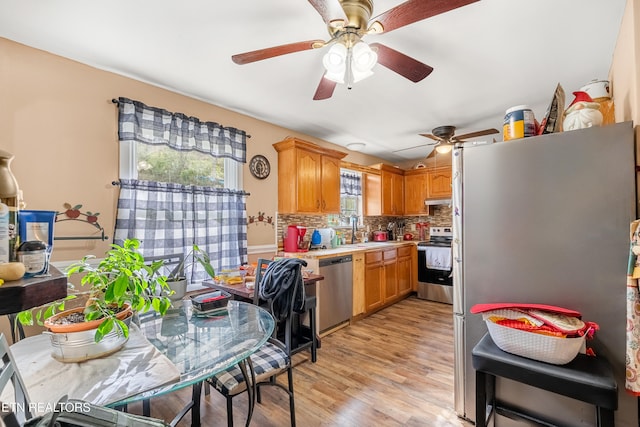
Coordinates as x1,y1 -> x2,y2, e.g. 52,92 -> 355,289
454,314 -> 466,417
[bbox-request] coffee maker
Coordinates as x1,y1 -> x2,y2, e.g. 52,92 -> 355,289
283,225 -> 307,252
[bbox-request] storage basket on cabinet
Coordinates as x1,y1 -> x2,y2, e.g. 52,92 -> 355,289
485,320 -> 585,365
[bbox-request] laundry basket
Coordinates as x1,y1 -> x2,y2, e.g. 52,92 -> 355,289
486,320 -> 586,365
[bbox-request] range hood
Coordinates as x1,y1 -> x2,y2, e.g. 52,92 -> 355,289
424,199 -> 452,206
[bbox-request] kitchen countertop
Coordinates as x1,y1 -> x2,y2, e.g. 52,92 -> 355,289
282,240 -> 418,258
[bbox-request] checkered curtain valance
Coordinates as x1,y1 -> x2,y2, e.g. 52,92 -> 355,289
340,172 -> 362,196
114,179 -> 249,282
117,97 -> 247,163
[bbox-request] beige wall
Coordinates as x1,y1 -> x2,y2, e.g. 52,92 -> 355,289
0,37 -> 389,263
611,0 -> 639,124
610,0 -> 640,214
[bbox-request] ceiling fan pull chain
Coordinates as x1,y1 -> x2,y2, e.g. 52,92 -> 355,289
346,46 -> 354,89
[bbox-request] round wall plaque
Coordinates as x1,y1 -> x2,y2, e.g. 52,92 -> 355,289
249,155 -> 270,180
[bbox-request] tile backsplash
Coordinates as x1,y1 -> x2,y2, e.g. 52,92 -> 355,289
277,205 -> 452,248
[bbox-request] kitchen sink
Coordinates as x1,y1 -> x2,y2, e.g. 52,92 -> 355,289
348,242 -> 396,248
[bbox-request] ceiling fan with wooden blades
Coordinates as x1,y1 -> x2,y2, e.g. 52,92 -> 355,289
394,125 -> 499,155
231,0 -> 479,100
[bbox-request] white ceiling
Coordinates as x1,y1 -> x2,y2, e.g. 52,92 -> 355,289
0,0 -> 627,162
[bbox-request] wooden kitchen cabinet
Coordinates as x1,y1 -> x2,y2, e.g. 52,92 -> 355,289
403,166 -> 452,214
273,137 -> 346,214
364,251 -> 384,313
367,164 -> 404,216
397,245 -> 413,296
383,249 -> 398,301
427,167 -> 452,199
352,252 -> 365,316
382,168 -> 404,215
404,170 -> 429,215
363,171 -> 381,217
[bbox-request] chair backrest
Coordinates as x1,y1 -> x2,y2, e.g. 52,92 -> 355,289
144,253 -> 185,278
253,258 -> 305,354
0,333 -> 32,425
252,259 -> 272,306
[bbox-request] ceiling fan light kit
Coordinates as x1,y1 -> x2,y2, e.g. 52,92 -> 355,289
231,0 -> 480,100
321,40 -> 377,85
435,143 -> 454,154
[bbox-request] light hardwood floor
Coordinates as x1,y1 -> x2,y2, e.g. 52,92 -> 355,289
131,296 -> 474,426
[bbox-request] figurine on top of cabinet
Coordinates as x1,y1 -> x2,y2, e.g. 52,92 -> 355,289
562,91 -> 603,131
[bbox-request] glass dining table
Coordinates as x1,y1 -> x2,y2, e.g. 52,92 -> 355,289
109,299 -> 275,427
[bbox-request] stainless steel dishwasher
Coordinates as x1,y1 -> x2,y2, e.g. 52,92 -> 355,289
317,254 -> 353,333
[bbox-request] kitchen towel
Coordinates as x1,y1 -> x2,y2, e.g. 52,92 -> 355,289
425,246 -> 452,270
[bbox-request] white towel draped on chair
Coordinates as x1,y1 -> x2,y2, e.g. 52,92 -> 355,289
425,246 -> 452,270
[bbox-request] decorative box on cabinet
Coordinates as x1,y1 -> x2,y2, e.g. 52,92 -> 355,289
273,137 -> 347,214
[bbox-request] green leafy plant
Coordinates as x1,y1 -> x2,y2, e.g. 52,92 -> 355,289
17,238 -> 173,342
165,244 -> 216,281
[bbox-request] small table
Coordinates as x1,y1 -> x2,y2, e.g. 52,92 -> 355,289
112,300 -> 274,426
6,300 -> 274,427
202,273 -> 324,301
0,266 -> 67,342
202,274 -> 324,358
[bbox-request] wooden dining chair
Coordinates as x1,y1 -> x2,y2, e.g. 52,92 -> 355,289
205,258 -> 306,427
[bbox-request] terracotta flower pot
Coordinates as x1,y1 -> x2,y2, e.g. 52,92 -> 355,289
44,303 -> 132,334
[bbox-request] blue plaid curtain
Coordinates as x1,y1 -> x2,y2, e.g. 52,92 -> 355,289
114,179 -> 248,282
117,97 -> 247,163
115,98 -> 249,284
340,172 -> 362,196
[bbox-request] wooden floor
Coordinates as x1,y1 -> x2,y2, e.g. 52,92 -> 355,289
130,296 -> 474,426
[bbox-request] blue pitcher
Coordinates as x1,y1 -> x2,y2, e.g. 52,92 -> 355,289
311,229 -> 321,245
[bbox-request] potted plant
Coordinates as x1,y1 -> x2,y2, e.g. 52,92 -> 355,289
17,238 -> 173,356
162,245 -> 216,301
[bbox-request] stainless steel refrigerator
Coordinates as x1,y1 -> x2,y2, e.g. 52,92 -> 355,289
452,121 -> 637,425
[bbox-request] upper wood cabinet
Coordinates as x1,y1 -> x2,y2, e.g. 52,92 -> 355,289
427,167 -> 452,199
366,164 -> 404,216
404,166 -> 452,214
404,171 -> 429,215
273,137 -> 347,214
363,172 -> 381,217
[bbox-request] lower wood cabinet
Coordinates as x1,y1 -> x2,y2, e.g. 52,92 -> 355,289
383,249 -> 397,302
363,244 -> 413,314
352,252 -> 365,316
397,245 -> 413,296
364,251 -> 384,312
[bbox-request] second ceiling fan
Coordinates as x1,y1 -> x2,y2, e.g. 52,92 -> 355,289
231,0 -> 479,100
393,125 -> 499,156
420,125 -> 499,154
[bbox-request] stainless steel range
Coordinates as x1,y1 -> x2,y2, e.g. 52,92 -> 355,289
417,226 -> 453,304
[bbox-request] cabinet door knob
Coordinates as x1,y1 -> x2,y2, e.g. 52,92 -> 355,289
316,200 -> 320,209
